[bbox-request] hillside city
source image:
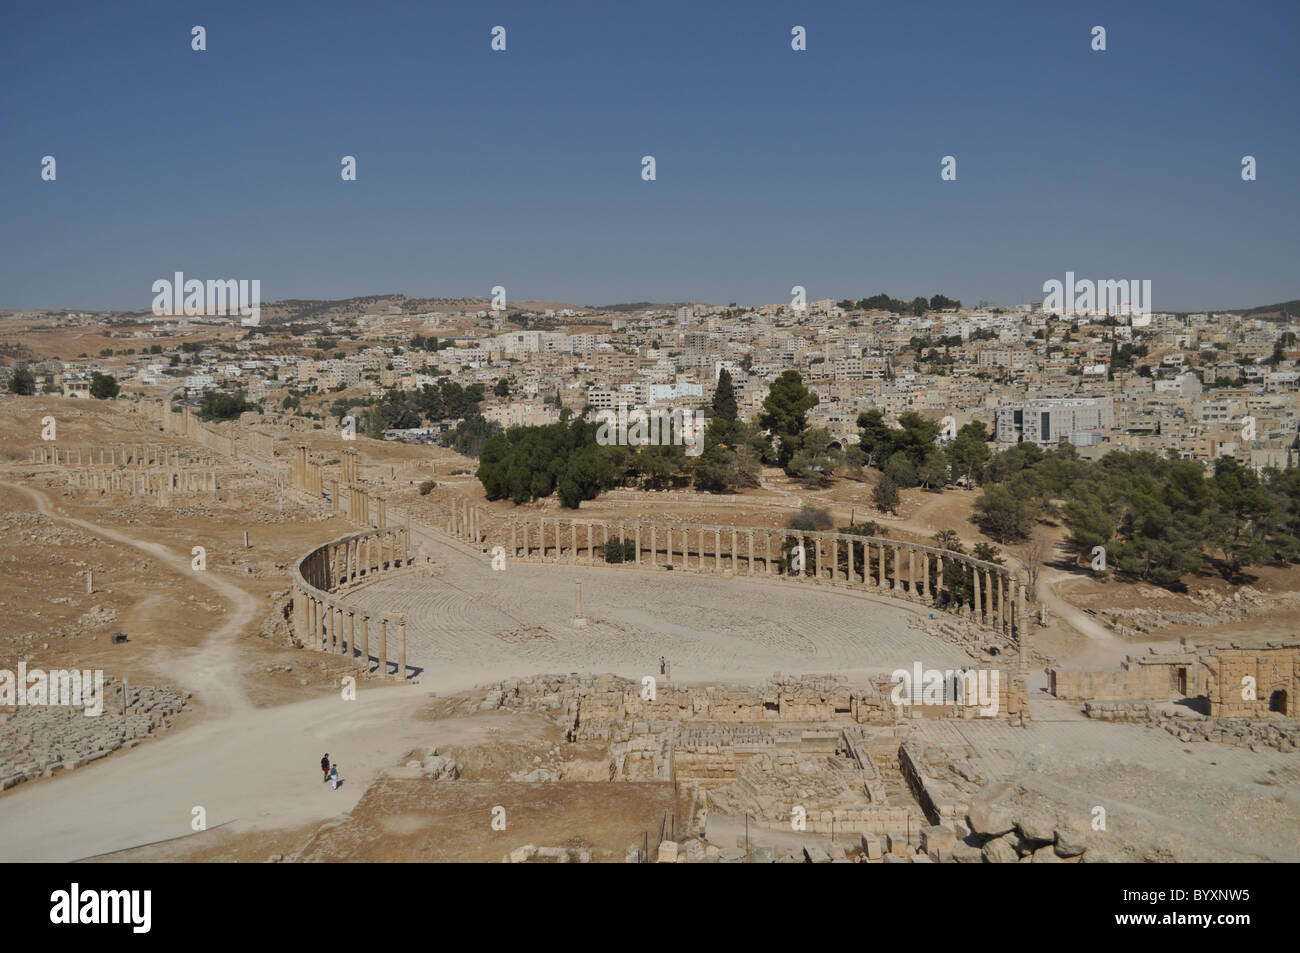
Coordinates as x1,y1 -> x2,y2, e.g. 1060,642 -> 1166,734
6,294 -> 1297,472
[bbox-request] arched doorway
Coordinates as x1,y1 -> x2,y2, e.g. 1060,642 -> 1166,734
1268,690 -> 1287,714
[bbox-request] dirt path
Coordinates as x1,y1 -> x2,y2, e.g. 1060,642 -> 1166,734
0,480 -> 429,862
3,480 -> 258,717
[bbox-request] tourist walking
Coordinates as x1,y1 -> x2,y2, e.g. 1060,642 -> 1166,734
321,753 -> 330,782
328,763 -> 342,790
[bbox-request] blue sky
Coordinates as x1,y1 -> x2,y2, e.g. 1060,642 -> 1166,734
2,0 -> 1297,312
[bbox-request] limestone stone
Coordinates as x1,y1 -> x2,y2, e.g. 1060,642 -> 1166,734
981,836 -> 1018,864
1015,809 -> 1058,845
803,844 -> 832,863
860,832 -> 882,860
967,801 -> 1016,837
1054,822 -> 1089,858
919,824 -> 957,855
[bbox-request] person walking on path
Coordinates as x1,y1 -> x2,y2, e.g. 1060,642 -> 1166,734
328,763 -> 342,790
321,753 -> 330,783
659,656 -> 666,675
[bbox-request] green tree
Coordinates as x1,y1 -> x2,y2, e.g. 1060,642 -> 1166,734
7,366 -> 36,395
89,372 -> 120,399
916,448 -> 949,490
873,473 -> 900,513
197,391 -> 258,421
947,421 -> 991,484
711,368 -> 738,424
787,427 -> 839,487
973,482 -> 1039,543
759,370 -> 818,470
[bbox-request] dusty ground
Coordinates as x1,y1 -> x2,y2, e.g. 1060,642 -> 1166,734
1,391 -> 1296,863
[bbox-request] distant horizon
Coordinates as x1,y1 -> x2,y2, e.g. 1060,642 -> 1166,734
3,289 -> 1298,318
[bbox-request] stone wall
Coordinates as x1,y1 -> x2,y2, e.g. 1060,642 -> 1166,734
1205,643 -> 1299,718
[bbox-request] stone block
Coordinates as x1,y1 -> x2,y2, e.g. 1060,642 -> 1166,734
981,836 -> 1018,864
919,824 -> 957,854
860,832 -> 882,860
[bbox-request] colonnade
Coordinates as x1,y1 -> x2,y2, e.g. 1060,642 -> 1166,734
449,506 -> 1025,645
31,444 -> 219,467
66,468 -> 219,494
291,525 -> 415,679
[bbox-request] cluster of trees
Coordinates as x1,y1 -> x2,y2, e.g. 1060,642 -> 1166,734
443,414 -> 502,458
5,368 -> 118,399
89,373 -> 119,398
335,381 -> 487,437
476,370 -> 769,507
836,293 -> 962,315
6,366 -> 36,395
855,410 -> 992,511
478,417 -> 633,508
970,443 -> 1300,586
196,390 -> 259,421
409,334 -> 454,352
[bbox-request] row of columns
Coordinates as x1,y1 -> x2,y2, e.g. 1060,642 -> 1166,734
293,585 -> 407,681
461,515 -> 1023,641
66,468 -> 219,494
31,445 -> 218,467
292,527 -> 415,679
292,444 -> 324,496
448,498 -> 481,543
340,448 -> 360,483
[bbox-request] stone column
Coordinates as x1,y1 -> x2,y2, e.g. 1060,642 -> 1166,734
570,521 -> 577,564
765,533 -> 772,574
936,557 -> 944,602
922,552 -> 930,601
346,611 -> 355,659
847,536 -> 855,585
378,616 -> 388,678
396,615 -> 406,682
1017,580 -> 1028,674
716,529 -> 723,572
511,522 -> 518,558
650,525 -> 656,567
972,567 -> 982,622
983,569 -> 993,622
891,546 -> 900,591
997,573 -> 1006,633
815,537 -> 824,583
361,615 -> 370,671
908,549 -> 917,597
635,524 -> 642,564
747,531 -> 754,575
